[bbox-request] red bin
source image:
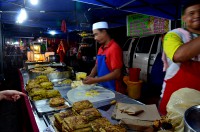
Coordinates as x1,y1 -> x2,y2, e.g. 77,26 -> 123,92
129,68 -> 141,82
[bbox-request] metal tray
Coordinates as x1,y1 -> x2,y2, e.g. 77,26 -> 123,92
43,109 -> 74,132
32,98 -> 71,117
43,108 -> 118,132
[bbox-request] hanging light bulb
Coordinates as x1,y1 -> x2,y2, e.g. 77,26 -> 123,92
30,0 -> 38,5
16,8 -> 27,23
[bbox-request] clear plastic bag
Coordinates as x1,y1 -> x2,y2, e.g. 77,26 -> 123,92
166,88 -> 200,132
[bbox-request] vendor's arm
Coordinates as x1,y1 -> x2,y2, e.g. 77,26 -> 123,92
0,90 -> 26,101
173,36 -> 200,62
83,68 -> 121,84
88,64 -> 97,77
164,32 -> 200,62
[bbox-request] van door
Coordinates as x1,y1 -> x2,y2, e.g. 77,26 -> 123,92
132,35 -> 156,82
148,35 -> 162,78
123,37 -> 138,68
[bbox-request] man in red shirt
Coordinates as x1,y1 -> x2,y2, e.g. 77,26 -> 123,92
83,22 -> 125,93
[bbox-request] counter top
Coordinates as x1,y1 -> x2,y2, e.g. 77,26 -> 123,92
19,69 -> 144,132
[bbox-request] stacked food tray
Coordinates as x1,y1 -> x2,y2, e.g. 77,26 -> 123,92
43,100 -> 125,132
32,98 -> 71,117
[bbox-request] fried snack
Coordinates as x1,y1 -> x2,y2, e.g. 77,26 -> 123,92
54,109 -> 76,126
53,120 -> 62,132
32,96 -> 46,101
36,78 -> 49,83
90,118 -> 112,132
40,82 -> 53,89
34,67 -> 44,71
79,108 -> 101,121
63,115 -> 90,131
60,79 -> 72,85
26,83 -> 41,92
72,100 -> 93,113
29,88 -> 46,97
100,124 -> 127,132
36,75 -> 48,80
49,97 -> 65,107
46,90 -> 61,98
28,78 -> 41,84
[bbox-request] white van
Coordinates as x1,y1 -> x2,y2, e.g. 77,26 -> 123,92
123,34 -> 164,83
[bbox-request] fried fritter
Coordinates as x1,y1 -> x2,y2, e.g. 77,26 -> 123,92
90,118 -> 112,132
72,100 -> 93,113
46,90 -> 61,98
63,115 -> 90,131
79,108 -> 101,121
49,97 -> 65,107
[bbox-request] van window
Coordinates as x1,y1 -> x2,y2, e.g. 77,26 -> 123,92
135,36 -> 155,53
123,38 -> 132,51
151,35 -> 160,54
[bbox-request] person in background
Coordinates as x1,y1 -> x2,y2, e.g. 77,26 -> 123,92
0,90 -> 26,101
57,40 -> 66,62
83,21 -> 125,94
159,0 -> 200,115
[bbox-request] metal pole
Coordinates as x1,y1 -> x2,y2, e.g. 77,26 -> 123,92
0,14 -> 4,80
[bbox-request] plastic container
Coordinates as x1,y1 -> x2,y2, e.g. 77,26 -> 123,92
129,68 -> 141,82
123,76 -> 142,99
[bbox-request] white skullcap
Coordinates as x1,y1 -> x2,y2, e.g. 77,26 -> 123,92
92,21 -> 108,30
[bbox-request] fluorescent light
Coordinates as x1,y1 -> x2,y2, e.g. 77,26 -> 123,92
16,8 -> 27,23
49,30 -> 56,35
30,0 -> 38,5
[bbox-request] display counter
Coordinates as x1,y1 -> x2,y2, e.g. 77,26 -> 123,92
18,69 -> 144,132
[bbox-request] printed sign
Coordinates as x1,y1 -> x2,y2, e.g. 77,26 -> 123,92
127,14 -> 170,37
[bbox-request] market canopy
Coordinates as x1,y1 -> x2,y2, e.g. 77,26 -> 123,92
0,0 -> 189,37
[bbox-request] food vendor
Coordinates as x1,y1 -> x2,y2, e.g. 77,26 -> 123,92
57,40 -> 66,62
83,21 -> 125,93
159,0 -> 200,115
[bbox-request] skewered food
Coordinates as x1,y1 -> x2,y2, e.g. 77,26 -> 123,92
49,97 -> 65,107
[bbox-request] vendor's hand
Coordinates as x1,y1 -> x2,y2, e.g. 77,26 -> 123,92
0,90 -> 26,101
82,76 -> 97,84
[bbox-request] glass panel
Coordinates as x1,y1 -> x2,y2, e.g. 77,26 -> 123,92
135,36 -> 155,53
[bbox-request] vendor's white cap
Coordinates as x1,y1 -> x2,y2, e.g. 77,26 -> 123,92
92,21 -> 108,30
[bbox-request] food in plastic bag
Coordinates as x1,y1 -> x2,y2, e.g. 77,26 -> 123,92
166,88 -> 200,132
